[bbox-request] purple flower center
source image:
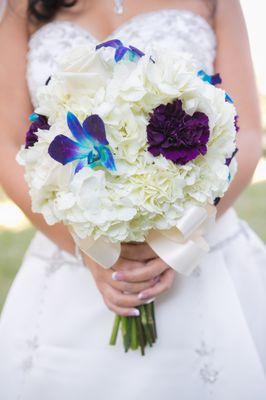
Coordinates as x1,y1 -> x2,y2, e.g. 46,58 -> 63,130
147,99 -> 210,165
25,115 -> 50,149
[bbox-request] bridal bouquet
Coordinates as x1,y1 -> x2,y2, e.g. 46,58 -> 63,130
17,39 -> 238,355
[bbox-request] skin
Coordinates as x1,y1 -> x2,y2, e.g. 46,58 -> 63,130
0,0 -> 262,317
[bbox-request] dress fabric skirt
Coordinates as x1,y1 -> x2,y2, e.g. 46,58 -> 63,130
0,207 -> 266,400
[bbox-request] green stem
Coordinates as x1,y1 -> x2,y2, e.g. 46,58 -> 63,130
136,314 -> 146,356
146,302 -> 156,342
151,301 -> 157,339
109,303 -> 157,355
140,305 -> 153,347
109,314 -> 121,345
145,303 -> 156,343
130,316 -> 138,350
121,317 -> 131,352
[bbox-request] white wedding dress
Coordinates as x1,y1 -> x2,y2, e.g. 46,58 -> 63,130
0,9 -> 266,400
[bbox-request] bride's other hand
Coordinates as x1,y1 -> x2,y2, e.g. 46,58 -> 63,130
112,257 -> 176,301
83,255 -> 161,317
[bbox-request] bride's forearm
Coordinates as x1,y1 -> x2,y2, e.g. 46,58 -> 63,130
216,129 -> 263,219
0,143 -> 75,256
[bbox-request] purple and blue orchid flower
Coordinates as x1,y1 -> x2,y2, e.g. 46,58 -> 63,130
25,113 -> 50,149
197,69 -> 234,103
197,69 -> 222,86
96,39 -> 145,63
48,112 -> 116,174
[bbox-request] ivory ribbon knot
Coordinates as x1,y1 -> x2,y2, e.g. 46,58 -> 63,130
72,204 -> 216,276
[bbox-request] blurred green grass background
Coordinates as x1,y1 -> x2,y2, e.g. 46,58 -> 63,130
0,228 -> 35,309
0,179 -> 265,311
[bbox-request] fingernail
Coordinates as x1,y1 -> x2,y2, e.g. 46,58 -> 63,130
112,271 -> 124,281
143,297 -> 156,304
129,309 -> 140,317
152,276 -> 160,284
138,292 -> 149,300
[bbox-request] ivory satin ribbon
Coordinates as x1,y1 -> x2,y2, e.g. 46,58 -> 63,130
71,204 -> 217,276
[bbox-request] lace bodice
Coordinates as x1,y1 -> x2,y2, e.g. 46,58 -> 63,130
27,9 -> 216,107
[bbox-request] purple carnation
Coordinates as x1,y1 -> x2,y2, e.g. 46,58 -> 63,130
25,114 -> 50,149
147,99 -> 210,165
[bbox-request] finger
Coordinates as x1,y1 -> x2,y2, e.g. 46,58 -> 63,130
110,275 -> 161,294
137,268 -> 176,300
105,285 -> 149,308
120,243 -> 157,261
104,297 -> 140,317
112,258 -> 169,283
111,257 -> 144,272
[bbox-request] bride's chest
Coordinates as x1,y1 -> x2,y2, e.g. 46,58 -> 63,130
27,9 -> 216,107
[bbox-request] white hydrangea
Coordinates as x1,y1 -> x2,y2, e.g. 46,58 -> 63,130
17,43 -> 238,243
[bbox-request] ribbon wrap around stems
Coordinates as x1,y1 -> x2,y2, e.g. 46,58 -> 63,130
71,204 -> 217,276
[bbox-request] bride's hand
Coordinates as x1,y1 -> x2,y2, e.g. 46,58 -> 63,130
83,255 -> 161,317
112,257 -> 176,302
116,242 -> 176,301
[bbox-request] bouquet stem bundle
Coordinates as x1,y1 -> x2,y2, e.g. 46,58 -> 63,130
109,301 -> 157,355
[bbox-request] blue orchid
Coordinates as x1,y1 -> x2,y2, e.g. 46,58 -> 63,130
29,113 -> 39,122
225,92 -> 234,104
197,69 -> 234,103
96,39 -> 145,63
197,70 -> 222,85
48,112 -> 116,174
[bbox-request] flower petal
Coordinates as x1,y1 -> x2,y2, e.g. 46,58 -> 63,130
197,70 -> 222,86
25,114 -> 50,149
48,135 -> 88,165
75,158 -> 88,174
115,46 -> 128,62
29,113 -> 39,122
82,114 -> 109,145
129,45 -> 145,58
147,99 -> 210,165
96,39 -> 123,51
225,148 -> 238,166
67,112 -> 91,147
225,92 -> 234,103
147,145 -> 161,157
96,145 -> 117,171
25,131 -> 38,149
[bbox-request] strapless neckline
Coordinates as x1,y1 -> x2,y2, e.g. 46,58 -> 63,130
29,8 -> 215,44
27,7 -> 217,107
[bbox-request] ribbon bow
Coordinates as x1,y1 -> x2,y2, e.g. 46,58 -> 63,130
71,204 -> 216,276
